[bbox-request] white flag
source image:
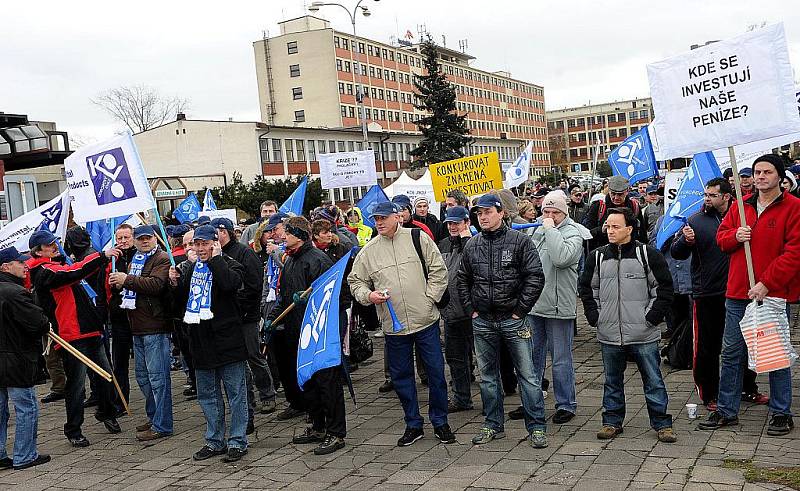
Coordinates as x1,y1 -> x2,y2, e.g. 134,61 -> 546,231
0,190 -> 71,252
64,133 -> 155,223
505,141 -> 534,188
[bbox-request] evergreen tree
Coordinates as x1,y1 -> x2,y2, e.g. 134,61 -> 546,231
409,38 -> 473,170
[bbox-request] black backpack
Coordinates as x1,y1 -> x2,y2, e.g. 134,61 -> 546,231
661,318 -> 693,370
410,228 -> 450,309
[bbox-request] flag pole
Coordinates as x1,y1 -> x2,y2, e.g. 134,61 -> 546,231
151,210 -> 176,267
727,146 -> 756,290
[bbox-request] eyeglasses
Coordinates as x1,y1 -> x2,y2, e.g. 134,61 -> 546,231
703,193 -> 721,198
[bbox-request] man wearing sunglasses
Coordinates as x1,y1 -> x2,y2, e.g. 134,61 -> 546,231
584,175 -> 647,251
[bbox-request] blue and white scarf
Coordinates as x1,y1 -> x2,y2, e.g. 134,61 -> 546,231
184,260 -> 214,324
264,244 -> 285,303
120,247 -> 158,310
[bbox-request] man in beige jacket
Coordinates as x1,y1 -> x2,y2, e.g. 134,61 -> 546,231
349,201 -> 455,447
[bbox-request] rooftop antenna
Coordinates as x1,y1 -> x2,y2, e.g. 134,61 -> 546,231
442,35 -> 446,47
458,39 -> 469,53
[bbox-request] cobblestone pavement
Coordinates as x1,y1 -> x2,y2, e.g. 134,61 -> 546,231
2,313 -> 799,490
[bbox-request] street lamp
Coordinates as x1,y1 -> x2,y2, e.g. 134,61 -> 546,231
309,0 -> 378,146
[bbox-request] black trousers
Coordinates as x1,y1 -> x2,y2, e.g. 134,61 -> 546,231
111,318 -> 132,410
274,326 -> 305,410
444,318 -> 474,408
305,310 -> 348,437
693,294 -> 758,404
61,336 -> 116,439
174,321 -> 196,387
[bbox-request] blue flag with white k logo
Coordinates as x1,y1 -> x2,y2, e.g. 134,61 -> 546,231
280,176 -> 308,216
608,126 -> 659,185
202,189 -> 217,211
297,250 -> 352,389
355,184 -> 389,229
656,151 -> 722,249
174,194 -> 202,224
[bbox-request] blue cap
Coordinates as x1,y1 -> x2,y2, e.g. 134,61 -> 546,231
789,164 -> 800,176
264,212 -> 289,231
133,225 -> 156,239
168,224 -> 190,238
193,225 -> 217,241
739,167 -> 753,177
196,216 -> 211,226
369,201 -> 401,218
474,194 -> 503,209
646,184 -> 659,194
210,217 -> 234,233
164,225 -> 175,236
29,230 -> 58,249
391,195 -> 412,211
443,206 -> 470,223
0,246 -> 30,265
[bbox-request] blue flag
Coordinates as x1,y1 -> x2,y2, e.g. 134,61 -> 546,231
174,194 -> 202,224
608,126 -> 659,185
202,189 -> 217,211
355,185 -> 389,229
297,250 -> 352,389
656,151 -> 722,249
85,215 -> 131,251
280,176 -> 308,216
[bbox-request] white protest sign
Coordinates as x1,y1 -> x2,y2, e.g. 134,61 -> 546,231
663,170 -> 686,211
318,150 -> 378,190
198,208 -> 237,223
390,184 -> 440,219
64,133 -> 156,223
0,190 -> 71,252
647,23 -> 800,160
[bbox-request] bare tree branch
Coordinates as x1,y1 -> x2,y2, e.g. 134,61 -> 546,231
92,85 -> 189,133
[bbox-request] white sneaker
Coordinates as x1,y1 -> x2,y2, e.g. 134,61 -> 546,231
374,331 -> 384,338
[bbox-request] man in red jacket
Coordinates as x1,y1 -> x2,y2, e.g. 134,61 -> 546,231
27,230 -> 121,447
699,154 -> 800,436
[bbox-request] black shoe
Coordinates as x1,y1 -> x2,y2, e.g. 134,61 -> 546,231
82,396 -> 99,408
193,445 -> 227,461
69,436 -> 90,447
397,427 -> 424,447
292,427 -> 325,444
95,415 -> 121,434
246,420 -> 255,435
183,387 -> 197,397
434,424 -> 456,444
541,378 -> 550,392
767,415 -> 794,436
13,454 -> 51,470
276,407 -> 305,421
378,380 -> 394,393
41,392 -> 65,404
314,435 -> 346,455
420,377 -> 429,387
698,411 -> 739,430
0,457 -> 12,469
552,409 -> 575,424
222,447 -> 247,463
508,406 -> 525,420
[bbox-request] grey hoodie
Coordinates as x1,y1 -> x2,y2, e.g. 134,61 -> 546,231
530,217 -> 584,319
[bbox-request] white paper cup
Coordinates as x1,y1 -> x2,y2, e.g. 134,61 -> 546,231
686,403 -> 698,419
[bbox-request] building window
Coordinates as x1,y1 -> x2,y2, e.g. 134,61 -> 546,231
294,110 -> 305,122
358,42 -> 365,54
619,128 -> 628,138
618,112 -> 626,121
338,82 -> 345,94
607,114 -> 617,123
272,138 -> 283,162
260,138 -> 270,162
318,140 -> 326,155
382,48 -> 388,59
348,141 -> 355,152
342,38 -> 349,50
336,59 -> 343,71
341,105 -> 347,118
337,141 -> 346,152
308,140 -> 316,161
640,110 -> 649,119
296,140 -> 305,161
346,83 -> 353,95
285,140 -> 294,161
289,64 -> 300,77
348,106 -> 355,118
287,41 -> 298,54
328,140 -> 336,153
292,87 -> 303,100
344,61 -> 351,72
334,36 -> 340,48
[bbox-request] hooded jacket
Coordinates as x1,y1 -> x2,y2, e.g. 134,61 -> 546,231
717,189 -> 800,300
349,225 -> 447,335
0,271 -> 50,387
530,217 -> 584,319
579,240 -> 673,345
346,207 -> 375,247
457,223 -> 545,321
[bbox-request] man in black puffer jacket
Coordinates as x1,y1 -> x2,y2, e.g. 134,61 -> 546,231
212,218 -> 277,427
457,194 -> 548,449
0,247 -> 52,470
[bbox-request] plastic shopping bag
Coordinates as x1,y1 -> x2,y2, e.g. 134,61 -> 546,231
739,297 -> 798,374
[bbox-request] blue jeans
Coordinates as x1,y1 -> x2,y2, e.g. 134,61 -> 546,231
0,387 -> 39,466
717,299 -> 793,418
385,322 -> 448,429
473,316 -> 546,433
530,315 -> 577,414
600,341 -> 672,430
133,333 -> 174,434
196,361 -> 248,451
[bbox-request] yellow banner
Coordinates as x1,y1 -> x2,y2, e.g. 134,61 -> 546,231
429,152 -> 503,202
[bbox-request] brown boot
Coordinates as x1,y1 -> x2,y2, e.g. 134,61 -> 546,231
136,422 -> 152,432
596,425 -> 623,440
137,429 -> 170,442
657,427 -> 677,443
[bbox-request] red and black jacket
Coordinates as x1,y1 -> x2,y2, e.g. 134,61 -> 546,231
27,252 -> 109,343
717,189 -> 800,301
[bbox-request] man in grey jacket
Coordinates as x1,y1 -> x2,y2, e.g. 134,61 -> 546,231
579,207 -> 677,443
529,192 -> 584,424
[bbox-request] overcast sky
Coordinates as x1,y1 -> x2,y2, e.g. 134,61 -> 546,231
3,0 -> 798,145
